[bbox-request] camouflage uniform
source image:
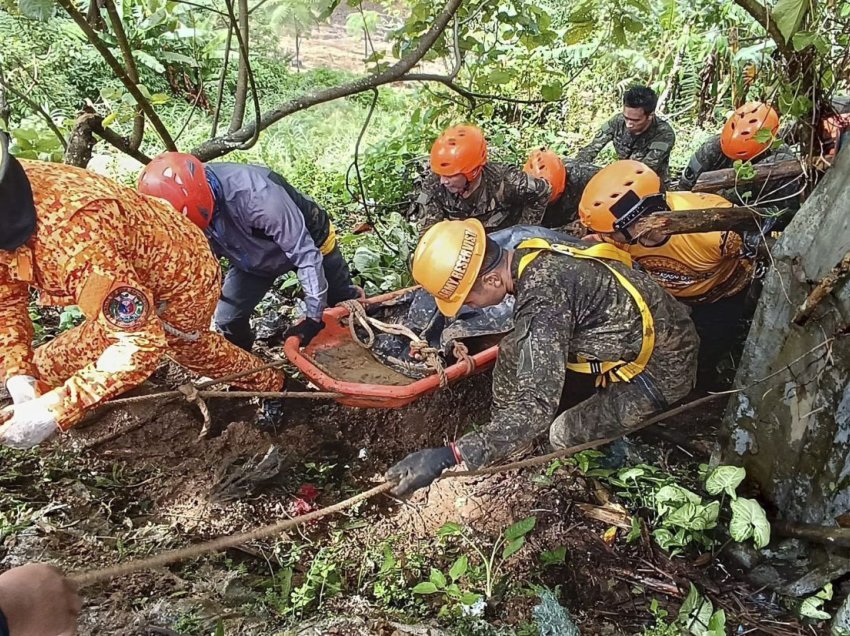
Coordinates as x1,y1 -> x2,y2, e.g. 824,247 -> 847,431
0,161 -> 284,432
576,114 -> 676,181
677,134 -> 800,209
410,162 -> 551,234
540,160 -> 601,227
455,247 -> 698,470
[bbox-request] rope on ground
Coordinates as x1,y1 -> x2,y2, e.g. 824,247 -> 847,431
340,299 -> 449,387
68,392 -> 724,589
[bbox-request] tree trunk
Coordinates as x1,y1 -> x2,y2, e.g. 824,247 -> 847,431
633,206 -> 764,235
64,111 -> 99,167
718,146 -> 850,526
692,160 -> 804,193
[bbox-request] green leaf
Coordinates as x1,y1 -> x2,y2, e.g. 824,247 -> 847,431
773,0 -> 809,43
18,0 -> 55,21
135,51 -> 166,74
665,503 -> 698,529
460,592 -> 482,606
655,484 -> 701,515
102,113 -> 119,128
504,516 -> 536,541
540,545 -> 567,566
729,498 -> 771,548
705,465 -> 746,499
160,51 -> 199,67
618,467 -> 646,482
437,522 -> 462,538
502,536 -> 525,560
753,127 -> 775,144
449,555 -> 468,581
817,582 -> 834,600
412,581 -> 439,594
214,619 -> 225,636
429,568 -> 446,589
564,22 -> 595,45
707,608 -> 727,633
149,93 -> 170,106
679,583 -> 713,634
487,69 -> 513,85
378,545 -> 395,575
799,595 -> 830,620
626,517 -> 642,543
541,84 -> 563,102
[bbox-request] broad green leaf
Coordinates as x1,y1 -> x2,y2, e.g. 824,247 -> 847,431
626,516 -> 642,543
618,467 -> 645,482
449,555 -> 468,582
705,465 -> 746,499
799,595 -> 830,620
665,502 -> 698,529
693,501 -> 720,530
540,545 -> 567,565
437,521 -> 462,538
541,84 -> 563,102
707,608 -> 727,633
444,583 -> 461,598
564,22 -> 595,46
13,128 -> 40,143
817,582 -> 833,600
502,536 -> 525,559
378,545 -> 395,575
149,93 -> 171,106
160,51 -> 199,67
730,498 -> 771,548
655,484 -> 701,515
773,0 -> 809,43
429,568 -> 446,589
411,581 -> 438,594
102,113 -> 118,128
504,516 -> 536,541
679,583 -> 713,634
135,51 -> 166,74
753,128 -> 775,144
461,592 -> 482,605
18,0 -> 54,21
487,69 -> 513,85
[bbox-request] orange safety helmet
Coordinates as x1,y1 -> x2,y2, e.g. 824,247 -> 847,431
523,148 -> 567,203
138,152 -> 215,230
412,218 -> 487,317
578,160 -> 664,236
430,125 -> 488,182
720,102 -> 780,161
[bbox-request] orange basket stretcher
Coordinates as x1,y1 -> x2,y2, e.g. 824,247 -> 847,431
283,287 -> 499,409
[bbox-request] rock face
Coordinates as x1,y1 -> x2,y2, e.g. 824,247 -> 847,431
719,146 -> 850,525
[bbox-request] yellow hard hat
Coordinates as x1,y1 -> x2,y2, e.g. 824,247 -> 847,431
412,219 -> 486,317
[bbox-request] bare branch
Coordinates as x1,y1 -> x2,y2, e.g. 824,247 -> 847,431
55,0 -> 177,150
90,118 -> 153,164
193,0 -> 465,160
0,77 -> 68,150
228,0 -> 250,132
223,0 -> 261,149
102,0 -> 145,149
211,25 -> 233,138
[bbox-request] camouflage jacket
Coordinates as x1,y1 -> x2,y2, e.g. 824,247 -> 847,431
410,162 -> 551,234
677,134 -> 800,209
576,113 -> 676,181
540,160 -> 601,227
455,246 -> 698,470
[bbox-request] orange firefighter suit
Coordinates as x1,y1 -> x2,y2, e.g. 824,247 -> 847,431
0,160 -> 284,435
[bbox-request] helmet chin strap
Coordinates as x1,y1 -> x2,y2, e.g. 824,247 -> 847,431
611,191 -> 669,242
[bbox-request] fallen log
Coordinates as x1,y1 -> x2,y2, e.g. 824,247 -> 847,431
632,206 -> 765,235
691,160 -> 804,193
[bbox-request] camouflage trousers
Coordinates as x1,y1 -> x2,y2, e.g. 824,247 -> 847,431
34,272 -> 285,396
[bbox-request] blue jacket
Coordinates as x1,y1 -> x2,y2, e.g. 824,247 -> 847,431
205,163 -> 331,320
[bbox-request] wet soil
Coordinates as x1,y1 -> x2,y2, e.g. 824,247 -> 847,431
311,340 -> 415,386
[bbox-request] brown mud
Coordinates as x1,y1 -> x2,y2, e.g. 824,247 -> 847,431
311,340 -> 415,386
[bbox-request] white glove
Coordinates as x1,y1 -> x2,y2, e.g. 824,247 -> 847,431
5,375 -> 40,405
0,393 -> 60,449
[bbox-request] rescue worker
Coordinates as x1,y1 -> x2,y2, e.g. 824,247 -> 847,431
576,85 -> 676,182
677,102 -> 798,208
579,160 -> 755,385
386,218 -> 698,495
0,136 -> 284,449
522,148 -> 600,227
0,563 -> 80,635
410,125 -> 552,234
139,153 -> 362,352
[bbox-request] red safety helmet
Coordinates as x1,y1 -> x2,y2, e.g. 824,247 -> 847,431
138,152 -> 215,229
430,125 -> 488,182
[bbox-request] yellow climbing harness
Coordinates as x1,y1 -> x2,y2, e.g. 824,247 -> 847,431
516,238 -> 656,386
319,224 -> 338,255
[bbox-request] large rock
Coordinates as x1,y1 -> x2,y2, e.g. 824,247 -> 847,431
719,147 -> 850,524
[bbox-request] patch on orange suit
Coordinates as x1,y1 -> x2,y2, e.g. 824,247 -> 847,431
102,286 -> 150,330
